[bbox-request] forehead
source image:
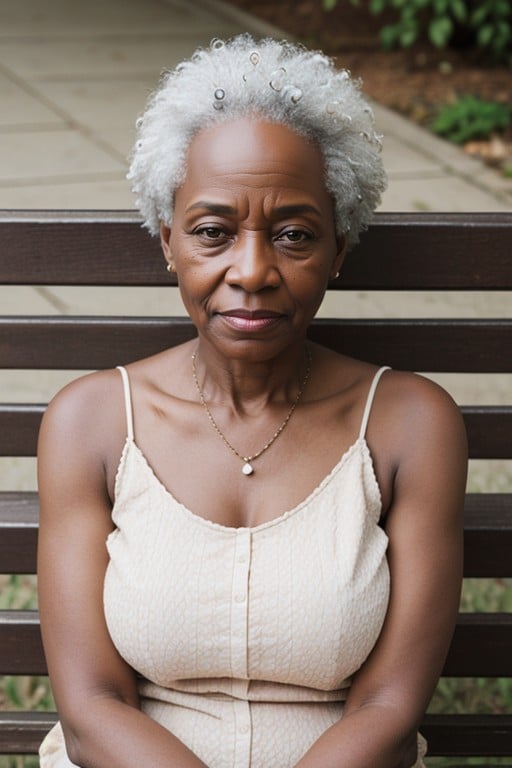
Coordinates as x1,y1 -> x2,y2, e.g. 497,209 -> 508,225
180,118 -> 329,200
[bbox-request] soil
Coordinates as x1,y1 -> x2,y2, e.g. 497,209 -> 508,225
227,0 -> 512,173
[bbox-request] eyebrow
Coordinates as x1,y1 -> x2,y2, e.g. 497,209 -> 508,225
273,204 -> 321,218
185,202 -> 321,217
186,202 -> 237,215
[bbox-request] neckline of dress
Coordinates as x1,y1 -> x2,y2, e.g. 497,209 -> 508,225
113,436 -> 382,534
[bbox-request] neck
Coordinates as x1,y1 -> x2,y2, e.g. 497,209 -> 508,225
192,339 -> 311,414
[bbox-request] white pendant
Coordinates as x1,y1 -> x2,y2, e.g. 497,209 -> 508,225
242,462 -> 254,476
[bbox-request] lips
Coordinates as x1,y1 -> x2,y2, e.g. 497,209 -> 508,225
218,309 -> 285,332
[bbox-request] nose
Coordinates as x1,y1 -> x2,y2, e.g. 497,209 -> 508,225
225,233 -> 281,292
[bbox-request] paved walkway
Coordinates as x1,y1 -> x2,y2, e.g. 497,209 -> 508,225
1,0 -> 511,213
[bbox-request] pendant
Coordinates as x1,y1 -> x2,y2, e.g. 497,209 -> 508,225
242,462 -> 254,476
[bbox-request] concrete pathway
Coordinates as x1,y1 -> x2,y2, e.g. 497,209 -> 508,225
0,0 -> 511,212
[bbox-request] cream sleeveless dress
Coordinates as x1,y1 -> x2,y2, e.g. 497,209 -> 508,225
40,365 -> 427,767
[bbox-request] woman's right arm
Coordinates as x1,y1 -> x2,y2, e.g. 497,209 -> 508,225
37,374 -> 207,768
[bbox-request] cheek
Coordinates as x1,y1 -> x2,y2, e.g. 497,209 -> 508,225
285,261 -> 331,299
175,260 -> 222,313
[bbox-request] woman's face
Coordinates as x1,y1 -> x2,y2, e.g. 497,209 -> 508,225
161,118 -> 346,362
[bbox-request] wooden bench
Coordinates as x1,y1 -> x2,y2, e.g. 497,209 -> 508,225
1,209 -> 511,764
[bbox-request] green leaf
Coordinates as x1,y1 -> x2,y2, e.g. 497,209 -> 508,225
369,0 -> 386,13
402,4 -> 414,20
449,0 -> 467,23
429,16 -> 453,47
497,20 -> 511,38
379,24 -> 398,48
496,0 -> 511,14
322,0 -> 338,10
478,23 -> 495,46
470,5 -> 489,26
399,25 -> 418,47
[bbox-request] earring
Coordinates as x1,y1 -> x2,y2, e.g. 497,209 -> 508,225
333,271 -> 340,279
166,263 -> 175,273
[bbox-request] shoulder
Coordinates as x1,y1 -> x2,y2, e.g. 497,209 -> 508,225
363,369 -> 467,515
376,369 -> 467,450
373,370 -> 467,515
39,368 -> 127,462
42,367 -> 122,429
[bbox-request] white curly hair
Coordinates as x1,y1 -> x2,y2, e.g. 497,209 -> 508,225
128,35 -> 387,248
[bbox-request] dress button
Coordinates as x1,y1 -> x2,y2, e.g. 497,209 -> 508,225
234,593 -> 246,603
237,554 -> 247,563
239,725 -> 249,735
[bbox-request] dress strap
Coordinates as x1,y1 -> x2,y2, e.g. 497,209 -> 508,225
116,366 -> 134,441
359,366 -> 391,440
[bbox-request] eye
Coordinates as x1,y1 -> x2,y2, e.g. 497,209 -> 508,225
193,225 -> 226,240
275,228 -> 314,244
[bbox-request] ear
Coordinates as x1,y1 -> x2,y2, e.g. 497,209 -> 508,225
330,234 -> 348,279
160,222 -> 174,271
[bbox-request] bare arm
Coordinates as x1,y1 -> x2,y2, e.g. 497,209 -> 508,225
295,374 -> 467,768
37,372 -> 207,768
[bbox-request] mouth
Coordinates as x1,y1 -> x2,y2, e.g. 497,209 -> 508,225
218,309 -> 286,332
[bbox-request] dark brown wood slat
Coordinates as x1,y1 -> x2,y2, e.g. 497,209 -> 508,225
308,319 -> 512,372
464,493 -> 512,577
0,711 -> 57,754
1,404 -> 509,459
0,317 -> 197,369
1,211 -> 512,289
443,613 -> 512,676
2,317 -> 512,372
0,611 -> 46,674
344,213 -> 512,291
464,407 -> 512,460
421,714 -> 512,757
2,492 -> 511,577
0,492 -> 38,573
0,404 -> 44,456
0,211 -> 165,287
2,611 -> 510,677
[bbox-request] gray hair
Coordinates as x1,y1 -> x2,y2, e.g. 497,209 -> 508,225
128,35 -> 387,248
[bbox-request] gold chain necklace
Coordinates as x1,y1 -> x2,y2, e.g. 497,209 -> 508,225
191,347 -> 312,476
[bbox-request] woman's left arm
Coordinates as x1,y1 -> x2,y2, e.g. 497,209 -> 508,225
295,374 -> 468,768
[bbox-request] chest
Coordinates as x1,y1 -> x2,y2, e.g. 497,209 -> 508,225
119,398 -> 391,528
105,442 -> 390,690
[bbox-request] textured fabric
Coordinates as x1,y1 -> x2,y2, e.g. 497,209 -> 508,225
39,366 -> 428,767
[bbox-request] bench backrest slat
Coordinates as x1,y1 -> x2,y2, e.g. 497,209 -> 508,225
1,211 -> 511,289
2,318 -> 512,373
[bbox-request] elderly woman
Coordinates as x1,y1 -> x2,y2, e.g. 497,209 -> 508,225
38,35 -> 467,768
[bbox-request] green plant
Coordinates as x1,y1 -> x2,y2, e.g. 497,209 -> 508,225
0,575 -> 37,610
430,95 -> 511,143
0,757 -> 41,768
1,675 -> 54,711
323,0 -> 512,62
471,0 -> 512,61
